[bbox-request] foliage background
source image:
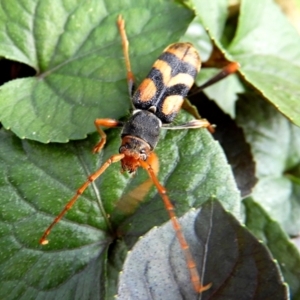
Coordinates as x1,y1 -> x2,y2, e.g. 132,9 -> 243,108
0,0 -> 300,299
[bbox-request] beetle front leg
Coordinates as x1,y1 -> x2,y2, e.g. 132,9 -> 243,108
93,119 -> 123,153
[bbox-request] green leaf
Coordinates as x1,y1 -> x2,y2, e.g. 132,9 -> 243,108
192,0 -> 229,43
0,0 -> 194,142
2,0 -> 298,298
185,0 -> 243,116
181,17 -> 212,62
0,111 -> 240,299
228,0 -> 300,127
244,198 -> 300,299
188,93 -> 257,198
188,0 -> 300,127
0,132 -> 109,299
118,200 -> 288,299
196,70 -> 244,117
236,92 -> 300,236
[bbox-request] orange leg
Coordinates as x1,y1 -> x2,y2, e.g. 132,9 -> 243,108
117,15 -> 135,97
139,159 -> 212,293
39,153 -> 125,245
192,61 -> 240,94
186,119 -> 215,133
93,119 -> 122,153
114,152 -> 159,215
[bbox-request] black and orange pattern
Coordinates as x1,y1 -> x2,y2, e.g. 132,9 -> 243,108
133,43 -> 201,123
40,16 -> 213,294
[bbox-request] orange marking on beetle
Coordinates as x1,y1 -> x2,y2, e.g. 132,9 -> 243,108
165,43 -> 201,71
153,60 -> 194,88
138,78 -> 157,102
161,95 -> 184,115
167,73 -> 194,88
153,59 -> 172,85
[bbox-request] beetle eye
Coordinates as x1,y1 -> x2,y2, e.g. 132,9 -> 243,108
119,145 -> 126,153
140,149 -> 147,160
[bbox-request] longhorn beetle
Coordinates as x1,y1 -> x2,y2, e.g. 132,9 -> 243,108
40,15 -> 238,293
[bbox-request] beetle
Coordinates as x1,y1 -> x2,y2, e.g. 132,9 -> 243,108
40,15 -> 238,293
